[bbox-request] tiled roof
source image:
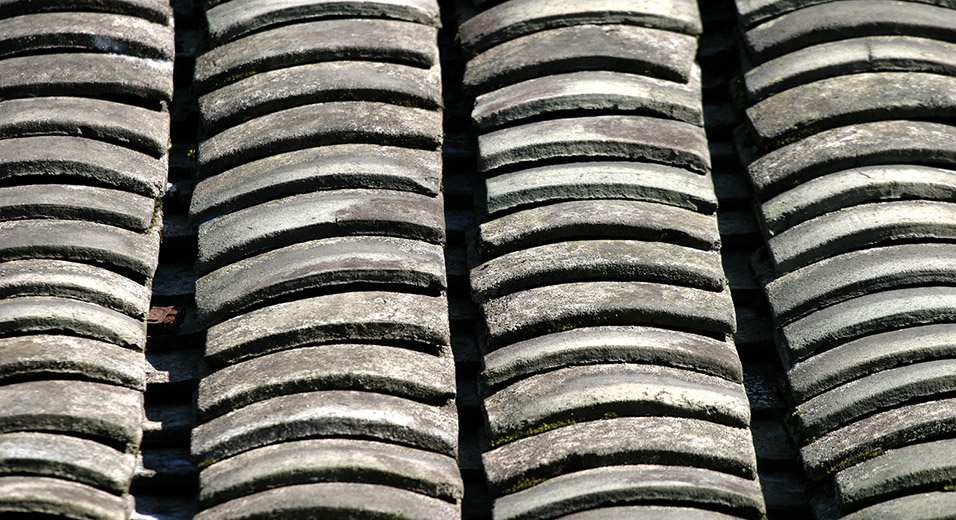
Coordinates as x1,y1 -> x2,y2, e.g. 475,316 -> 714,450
2,0 -> 956,519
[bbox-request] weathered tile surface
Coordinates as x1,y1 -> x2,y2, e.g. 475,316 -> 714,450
191,391 -> 458,461
194,482 -> 458,520
464,24 -> 698,94
198,61 -> 441,135
197,343 -> 454,420
195,236 -> 446,324
481,161 -> 717,217
744,36 -> 956,102
205,0 -> 442,45
492,465 -> 765,520
198,438 -> 462,507
205,291 -> 450,367
190,144 -> 440,221
478,115 -> 710,174
0,12 -> 174,59
0,476 -> 129,520
0,334 -> 147,390
0,53 -> 174,103
0,432 -> 135,494
195,189 -> 444,273
193,19 -> 438,93
459,0 -> 701,54
477,199 -> 719,260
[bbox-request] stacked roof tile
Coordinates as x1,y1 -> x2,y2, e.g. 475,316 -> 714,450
0,1 -> 174,518
188,0 -> 462,517
734,0 -> 956,517
457,1 -> 766,518
4,0 -> 956,518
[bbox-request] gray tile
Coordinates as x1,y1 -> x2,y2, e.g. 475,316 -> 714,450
193,19 -> 438,94
0,432 -> 135,494
206,0 -> 441,46
459,0 -> 701,54
205,291 -> 450,368
190,390 -> 458,461
464,24 -> 697,94
195,189 -> 444,274
0,12 -> 174,60
197,343 -> 454,421
198,438 -> 462,507
0,334 -> 147,390
194,482 -> 458,520
492,465 -> 765,520
478,115 -> 709,174
479,281 -> 735,350
0,476 -> 129,520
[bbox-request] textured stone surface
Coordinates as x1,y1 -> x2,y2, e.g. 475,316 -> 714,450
0,97 -> 170,158
744,36 -> 956,102
0,136 -> 168,198
199,61 -> 441,135
835,438 -> 956,511
748,72 -> 956,147
195,482 -> 458,520
0,184 -> 155,231
0,53 -> 173,103
765,244 -> 956,324
477,199 -> 719,261
746,121 -> 956,201
481,326 -> 742,390
196,189 -> 443,274
205,291 -> 449,368
478,115 -> 709,174
472,240 -> 724,302
485,364 -> 750,443
472,69 -> 702,131
0,259 -> 150,319
493,465 -> 766,520
0,297 -> 146,351
193,19 -> 438,93
196,236 -> 445,324
735,0 -> 956,28
781,286 -> 956,363
767,201 -> 956,273
0,12 -> 174,60
0,334 -> 146,390
463,24 -> 697,94
0,380 -> 143,450
0,476 -> 128,520
789,323 -> 956,402
198,438 -> 462,507
795,359 -> 956,438
0,432 -> 135,493
759,165 -> 956,234
197,343 -> 454,420
191,390 -> 457,461
841,491 -> 956,520
0,219 -> 161,281
0,0 -> 173,24
460,0 -> 701,54
190,145 -> 439,222
801,397 -> 956,480
481,161 -> 716,218
480,282 -> 735,349
484,417 -> 756,495
743,1 -> 956,63
199,102 -> 441,176
207,0 -> 440,45
561,506 -> 742,519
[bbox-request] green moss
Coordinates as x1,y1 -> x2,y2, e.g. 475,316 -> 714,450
603,411 -> 619,420
943,480 -> 956,492
491,419 -> 577,448
215,69 -> 256,89
502,477 -> 547,495
828,449 -> 884,475
197,458 -> 218,469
